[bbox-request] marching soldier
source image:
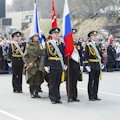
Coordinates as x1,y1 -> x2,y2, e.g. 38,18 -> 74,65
24,33 -> 45,98
66,28 -> 83,102
9,31 -> 26,93
84,31 -> 102,101
44,27 -> 65,104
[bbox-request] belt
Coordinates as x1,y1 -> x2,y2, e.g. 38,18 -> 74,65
83,61 -> 88,63
12,54 -> 22,57
89,59 -> 99,62
49,57 -> 60,61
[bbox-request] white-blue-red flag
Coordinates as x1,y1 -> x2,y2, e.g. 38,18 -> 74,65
30,1 -> 44,44
62,0 -> 74,57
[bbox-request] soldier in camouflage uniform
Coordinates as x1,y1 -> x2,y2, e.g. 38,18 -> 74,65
24,33 -> 45,98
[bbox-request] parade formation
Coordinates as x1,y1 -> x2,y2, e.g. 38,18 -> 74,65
0,0 -> 120,106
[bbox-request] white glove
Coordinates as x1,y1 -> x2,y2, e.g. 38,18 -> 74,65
101,64 -> 104,70
8,62 -> 12,67
44,66 -> 50,73
64,65 -> 68,71
80,66 -> 83,72
86,66 -> 91,72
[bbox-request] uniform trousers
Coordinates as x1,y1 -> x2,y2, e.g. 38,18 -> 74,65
88,69 -> 100,99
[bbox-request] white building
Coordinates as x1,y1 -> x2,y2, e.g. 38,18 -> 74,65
6,11 -> 34,30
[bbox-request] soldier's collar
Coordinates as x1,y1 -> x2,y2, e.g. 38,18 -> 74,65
51,39 -> 59,44
50,39 -> 56,43
91,40 -> 96,44
74,40 -> 79,43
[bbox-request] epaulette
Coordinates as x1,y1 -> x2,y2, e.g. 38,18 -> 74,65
87,43 -> 96,56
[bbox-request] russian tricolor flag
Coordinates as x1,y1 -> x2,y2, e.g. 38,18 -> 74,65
30,2 -> 44,45
63,0 -> 74,57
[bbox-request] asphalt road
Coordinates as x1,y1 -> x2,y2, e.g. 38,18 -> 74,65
0,72 -> 120,120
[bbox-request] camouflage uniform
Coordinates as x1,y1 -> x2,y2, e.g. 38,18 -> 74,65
24,41 -> 45,98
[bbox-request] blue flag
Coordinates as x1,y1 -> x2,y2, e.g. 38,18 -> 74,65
30,2 -> 44,45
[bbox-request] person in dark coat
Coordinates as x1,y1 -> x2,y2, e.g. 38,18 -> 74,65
9,31 -> 26,93
0,39 -> 4,73
44,27 -> 65,104
84,31 -> 102,101
107,36 -> 116,72
66,29 -> 83,102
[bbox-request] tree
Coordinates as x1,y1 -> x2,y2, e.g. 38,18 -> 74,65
7,0 -> 117,19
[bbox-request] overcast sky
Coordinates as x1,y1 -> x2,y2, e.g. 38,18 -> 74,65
6,0 -> 13,5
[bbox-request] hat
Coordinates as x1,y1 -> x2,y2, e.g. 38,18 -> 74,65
30,32 -> 39,39
72,28 -> 77,33
49,27 -> 60,34
88,31 -> 98,38
11,31 -> 22,38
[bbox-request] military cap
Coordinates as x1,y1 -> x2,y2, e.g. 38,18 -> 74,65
49,27 -> 60,34
11,31 -> 22,38
30,32 -> 39,39
72,28 -> 77,33
88,31 -> 98,38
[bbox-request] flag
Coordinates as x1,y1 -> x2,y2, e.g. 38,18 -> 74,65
63,0 -> 74,57
51,0 -> 57,28
30,1 -> 44,44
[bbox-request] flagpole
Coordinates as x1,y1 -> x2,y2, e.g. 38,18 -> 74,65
67,55 -> 70,103
62,0 -> 74,103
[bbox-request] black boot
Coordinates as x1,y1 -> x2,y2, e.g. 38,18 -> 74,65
39,85 -> 43,92
35,91 -> 41,98
29,86 -> 35,98
34,85 -> 41,98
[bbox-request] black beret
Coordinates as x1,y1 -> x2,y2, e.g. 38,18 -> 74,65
12,31 -> 22,38
72,28 -> 77,33
88,31 -> 98,38
49,27 -> 60,34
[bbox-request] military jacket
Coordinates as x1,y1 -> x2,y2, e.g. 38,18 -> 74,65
24,41 -> 45,81
9,41 -> 26,66
44,40 -> 64,71
74,40 -> 83,65
84,41 -> 101,70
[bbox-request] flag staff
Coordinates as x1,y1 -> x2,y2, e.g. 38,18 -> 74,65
67,55 -> 70,103
62,0 -> 74,103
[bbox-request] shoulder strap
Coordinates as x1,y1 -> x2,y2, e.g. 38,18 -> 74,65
88,42 -> 101,60
88,42 -> 102,69
12,41 -> 26,57
48,41 -> 65,70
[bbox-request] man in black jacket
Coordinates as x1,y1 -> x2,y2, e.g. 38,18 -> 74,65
84,31 -> 102,101
9,31 -> 26,93
44,27 -> 64,104
66,29 -> 83,102
107,36 -> 116,72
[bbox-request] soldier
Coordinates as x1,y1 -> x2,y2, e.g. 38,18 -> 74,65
66,28 -> 83,102
9,31 -> 26,93
44,27 -> 65,104
24,32 -> 45,98
84,31 -> 102,101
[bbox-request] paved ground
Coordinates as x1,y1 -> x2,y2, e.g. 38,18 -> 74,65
0,72 -> 120,120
